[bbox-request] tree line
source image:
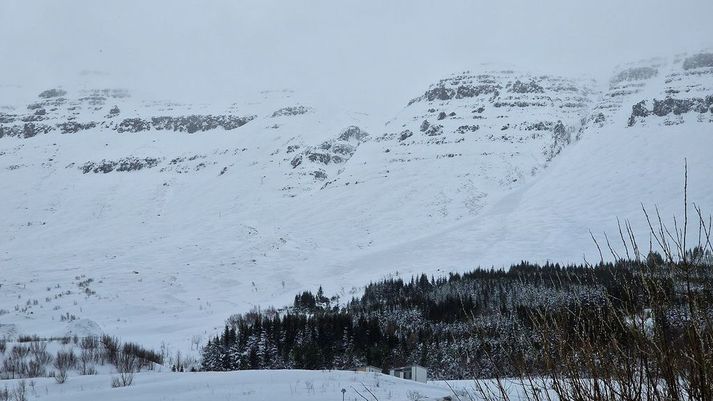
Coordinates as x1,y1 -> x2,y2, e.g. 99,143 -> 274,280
201,250 -> 712,380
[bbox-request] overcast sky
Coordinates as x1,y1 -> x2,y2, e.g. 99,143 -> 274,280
1,0 -> 712,118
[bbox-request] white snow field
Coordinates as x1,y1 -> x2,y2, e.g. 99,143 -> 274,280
1,51 -> 713,357
0,370 -> 452,401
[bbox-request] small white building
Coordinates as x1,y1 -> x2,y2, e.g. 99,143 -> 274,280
355,365 -> 382,373
389,365 -> 427,383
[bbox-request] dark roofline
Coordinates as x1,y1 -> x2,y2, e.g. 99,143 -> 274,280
391,365 -> 426,370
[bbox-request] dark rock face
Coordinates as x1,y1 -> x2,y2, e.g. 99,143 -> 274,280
337,126 -> 369,142
91,88 -> 130,99
524,122 -> 552,131
290,155 -> 303,168
510,80 -> 544,93
107,106 -> 120,118
628,101 -> 650,126
682,53 -> 713,70
57,121 -> 97,134
398,130 -> 414,141
117,114 -> 255,134
0,123 -> 54,138
290,126 -> 369,181
28,96 -> 66,112
81,157 -> 161,174
411,70 -> 586,116
1,87 -> 258,140
21,113 -> 47,122
271,106 -> 311,117
311,170 -> 327,180
331,143 -> 356,156
0,125 -> 18,138
494,100 -> 547,108
151,115 -> 255,133
424,124 -> 443,136
0,113 -> 15,124
546,121 -> 571,161
552,121 -> 568,142
307,152 -> 332,164
117,118 -> 152,133
416,76 -> 505,104
400,70 -> 593,175
456,84 -> 499,99
24,123 -> 53,138
629,96 -> 713,126
38,89 -> 67,99
456,125 -> 480,134
79,95 -> 106,107
652,96 -> 713,116
424,87 -> 456,101
611,67 -> 658,84
591,53 -> 713,130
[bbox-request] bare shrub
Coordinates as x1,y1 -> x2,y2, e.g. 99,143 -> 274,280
11,345 -> 29,360
111,351 -> 137,388
54,350 -> 77,371
28,342 -> 52,371
24,360 -> 45,378
28,342 -> 46,358
79,348 -> 95,375
97,335 -> 162,383
52,349 -> 76,383
54,368 -> 67,384
122,342 -> 162,369
100,335 -> 119,365
12,381 -> 27,401
80,336 -> 99,354
78,336 -> 100,373
2,350 -> 25,380
111,375 -> 129,388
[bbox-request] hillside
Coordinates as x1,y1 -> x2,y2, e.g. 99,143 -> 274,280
1,50 -> 712,354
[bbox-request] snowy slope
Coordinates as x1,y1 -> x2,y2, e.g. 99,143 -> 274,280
0,370 -> 451,401
1,51 -> 712,354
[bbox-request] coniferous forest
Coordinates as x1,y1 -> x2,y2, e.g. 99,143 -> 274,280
201,251 -> 713,380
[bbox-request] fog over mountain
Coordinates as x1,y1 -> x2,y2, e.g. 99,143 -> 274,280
2,0 -> 712,120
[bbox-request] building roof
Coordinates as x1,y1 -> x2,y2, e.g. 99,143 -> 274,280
391,365 -> 426,370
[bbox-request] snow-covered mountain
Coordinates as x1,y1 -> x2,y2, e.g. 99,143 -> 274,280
1,51 -> 712,352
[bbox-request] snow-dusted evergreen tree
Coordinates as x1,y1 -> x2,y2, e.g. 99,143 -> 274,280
332,328 -> 354,369
226,341 -> 242,370
257,330 -> 280,368
202,260 -> 713,379
200,339 -> 222,371
244,333 -> 260,369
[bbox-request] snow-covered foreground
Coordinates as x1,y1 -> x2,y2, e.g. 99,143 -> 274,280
1,370 -> 451,401
431,379 -> 544,401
